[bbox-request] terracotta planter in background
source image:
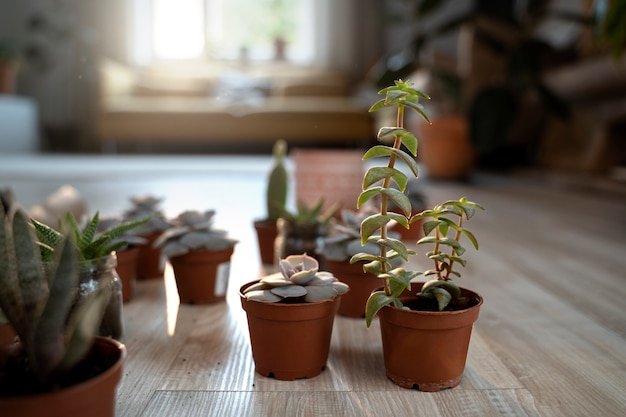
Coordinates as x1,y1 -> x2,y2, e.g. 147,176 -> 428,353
239,281 -> 341,380
115,247 -> 140,302
0,336 -> 126,417
170,246 -> 235,304
416,116 -> 475,180
253,219 -> 278,265
0,322 -> 15,347
378,282 -> 482,391
136,232 -> 164,280
325,259 -> 380,318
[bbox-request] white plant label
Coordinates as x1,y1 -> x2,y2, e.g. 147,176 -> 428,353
215,262 -> 231,297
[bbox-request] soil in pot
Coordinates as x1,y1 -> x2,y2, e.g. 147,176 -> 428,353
0,336 -> 126,417
253,219 -> 278,265
239,281 -> 341,380
378,282 -> 482,391
136,232 -> 164,280
170,246 -> 234,304
115,246 -> 140,303
325,259 -> 380,318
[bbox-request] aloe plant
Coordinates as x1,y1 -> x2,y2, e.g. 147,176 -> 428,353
242,254 -> 349,303
32,211 -> 150,262
0,199 -> 111,393
350,79 -> 484,326
278,198 -> 338,226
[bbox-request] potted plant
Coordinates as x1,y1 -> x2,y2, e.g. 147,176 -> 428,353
240,253 -> 348,380
121,195 -> 171,280
253,139 -> 288,265
321,207 -> 402,318
0,198 -> 125,417
275,198 -> 338,270
32,211 -> 149,340
153,210 -> 238,304
351,79 -> 484,391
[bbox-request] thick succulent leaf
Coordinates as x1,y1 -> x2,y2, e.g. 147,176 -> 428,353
0,205 -> 28,341
365,291 -> 395,327
34,238 -> 79,379
362,145 -> 395,160
403,100 -> 431,123
332,281 -> 350,295
245,289 -> 282,302
357,187 -> 383,208
307,272 -> 336,286
271,285 -> 307,298
243,282 -> 272,293
421,279 -> 461,299
462,229 -> 480,250
380,268 -> 420,293
261,272 -> 292,286
431,287 -> 452,311
375,237 -> 410,261
377,127 -> 418,156
304,285 -> 338,302
383,188 -> 411,216
360,214 -> 393,244
11,206 -> 47,331
363,166 -> 408,191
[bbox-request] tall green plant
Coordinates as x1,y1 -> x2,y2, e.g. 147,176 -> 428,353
266,139 -> 289,222
351,80 -> 483,326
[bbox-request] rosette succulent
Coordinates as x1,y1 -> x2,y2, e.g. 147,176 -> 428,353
242,254 -> 349,303
122,195 -> 171,236
153,210 -> 238,258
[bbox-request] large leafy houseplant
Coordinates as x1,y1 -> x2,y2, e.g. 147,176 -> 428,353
0,197 -> 125,416
351,79 -> 484,391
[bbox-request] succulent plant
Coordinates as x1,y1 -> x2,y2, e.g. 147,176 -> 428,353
266,139 -> 289,222
278,198 -> 338,226
122,195 -> 171,236
242,254 -> 349,303
322,207 -> 401,262
350,79 -> 483,326
153,210 -> 238,258
31,211 -> 150,262
0,197 -> 111,393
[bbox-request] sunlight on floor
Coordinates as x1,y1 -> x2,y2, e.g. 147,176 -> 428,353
163,262 -> 180,336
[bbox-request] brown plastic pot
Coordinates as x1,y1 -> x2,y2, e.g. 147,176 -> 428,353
378,282 -> 482,391
239,281 -> 340,380
170,247 -> 235,304
0,336 -> 126,417
325,259 -> 380,318
253,219 -> 278,265
115,247 -> 139,302
136,232 -> 164,280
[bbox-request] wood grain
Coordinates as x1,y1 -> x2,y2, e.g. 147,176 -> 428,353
1,156 -> 624,417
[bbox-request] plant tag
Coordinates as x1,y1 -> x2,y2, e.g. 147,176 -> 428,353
215,261 -> 231,297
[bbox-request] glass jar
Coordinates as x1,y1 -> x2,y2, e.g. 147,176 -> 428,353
78,254 -> 124,340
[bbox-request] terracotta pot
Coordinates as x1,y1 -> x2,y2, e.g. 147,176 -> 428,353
239,281 -> 340,380
170,247 -> 235,304
0,336 -> 126,417
416,116 -> 475,180
253,219 -> 278,265
0,322 -> 16,347
136,232 -> 164,280
116,247 -> 139,303
325,259 -> 380,318
0,63 -> 18,94
378,282 -> 482,391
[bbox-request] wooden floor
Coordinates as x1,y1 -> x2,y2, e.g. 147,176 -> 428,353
1,155 -> 625,417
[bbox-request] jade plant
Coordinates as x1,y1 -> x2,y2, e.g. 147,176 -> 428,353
242,254 -> 349,303
350,79 -> 484,326
153,210 -> 238,258
0,197 -> 112,394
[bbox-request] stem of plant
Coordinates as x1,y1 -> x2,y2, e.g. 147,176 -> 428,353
443,215 -> 463,281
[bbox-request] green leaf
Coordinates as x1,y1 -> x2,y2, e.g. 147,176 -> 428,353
357,187 -> 383,208
384,212 -> 409,229
365,291 -> 394,327
376,237 -> 411,261
422,220 -> 440,236
431,287 -> 452,311
421,279 -> 461,299
363,145 -> 395,160
363,166 -> 408,191
462,229 -> 480,250
383,188 -> 411,216
361,214 -> 393,244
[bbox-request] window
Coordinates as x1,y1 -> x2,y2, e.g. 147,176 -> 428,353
133,0 -> 314,64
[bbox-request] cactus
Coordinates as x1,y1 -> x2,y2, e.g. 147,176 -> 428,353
266,139 -> 288,222
0,199 -> 111,392
242,254 -> 349,303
